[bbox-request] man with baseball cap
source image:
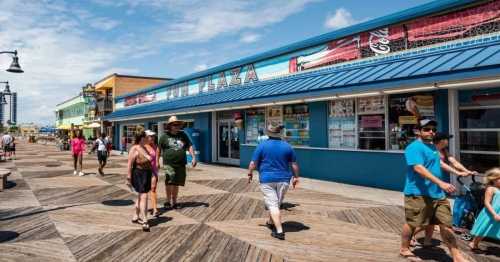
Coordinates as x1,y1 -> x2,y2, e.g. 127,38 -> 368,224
400,119 -> 467,261
247,121 -> 300,240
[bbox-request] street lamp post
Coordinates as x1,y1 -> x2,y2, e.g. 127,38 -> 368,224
0,81 -> 14,130
0,50 -> 24,73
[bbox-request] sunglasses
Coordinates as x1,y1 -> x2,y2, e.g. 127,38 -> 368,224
421,127 -> 437,132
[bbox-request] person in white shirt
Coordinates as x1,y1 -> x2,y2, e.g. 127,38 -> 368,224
95,133 -> 109,175
1,132 -> 13,160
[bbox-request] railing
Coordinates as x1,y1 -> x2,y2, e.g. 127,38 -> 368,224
97,97 -> 113,112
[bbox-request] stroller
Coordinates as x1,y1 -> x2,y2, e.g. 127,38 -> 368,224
452,175 -> 485,241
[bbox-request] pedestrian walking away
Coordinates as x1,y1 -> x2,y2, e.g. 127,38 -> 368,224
95,133 -> 109,175
105,134 -> 112,155
121,136 -> 127,155
145,130 -> 160,217
10,136 -> 16,160
469,168 -> 500,251
70,130 -> 86,176
158,116 -> 197,210
1,132 -> 13,160
248,121 -> 300,241
400,119 -> 467,261
126,130 -> 153,232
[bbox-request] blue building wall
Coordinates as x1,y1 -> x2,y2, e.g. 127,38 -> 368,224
241,145 -> 406,191
308,102 -> 329,148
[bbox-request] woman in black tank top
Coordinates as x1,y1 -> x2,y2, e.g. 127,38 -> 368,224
126,131 -> 153,231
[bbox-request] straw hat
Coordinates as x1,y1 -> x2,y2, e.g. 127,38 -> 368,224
166,116 -> 184,126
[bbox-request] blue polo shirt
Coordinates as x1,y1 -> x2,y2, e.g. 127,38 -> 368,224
251,138 -> 297,183
403,139 -> 445,199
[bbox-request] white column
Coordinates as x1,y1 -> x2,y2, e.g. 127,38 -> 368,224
158,121 -> 164,137
448,89 -> 459,158
448,88 -> 462,193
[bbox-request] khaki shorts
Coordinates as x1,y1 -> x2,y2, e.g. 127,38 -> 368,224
404,196 -> 452,228
260,182 -> 289,213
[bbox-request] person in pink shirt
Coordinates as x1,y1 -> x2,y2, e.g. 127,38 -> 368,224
70,129 -> 86,176
144,130 -> 159,217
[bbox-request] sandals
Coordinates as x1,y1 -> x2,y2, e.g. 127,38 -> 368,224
151,210 -> 160,218
141,221 -> 150,232
131,217 -> 143,224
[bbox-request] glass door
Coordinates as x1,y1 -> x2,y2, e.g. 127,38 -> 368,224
458,88 -> 500,173
217,118 -> 240,165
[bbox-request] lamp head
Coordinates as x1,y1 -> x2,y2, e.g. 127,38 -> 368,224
6,51 -> 23,73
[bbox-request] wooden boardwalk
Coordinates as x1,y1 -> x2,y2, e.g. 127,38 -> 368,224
0,142 -> 499,261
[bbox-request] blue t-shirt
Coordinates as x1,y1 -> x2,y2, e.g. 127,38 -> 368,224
251,138 -> 297,183
403,139 -> 445,199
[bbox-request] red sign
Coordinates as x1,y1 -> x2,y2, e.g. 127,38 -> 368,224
290,1 -> 500,71
360,115 -> 383,128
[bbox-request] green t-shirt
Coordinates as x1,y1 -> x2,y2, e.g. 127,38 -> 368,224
158,131 -> 192,167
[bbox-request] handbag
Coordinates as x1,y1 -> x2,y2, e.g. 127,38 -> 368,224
135,146 -> 152,170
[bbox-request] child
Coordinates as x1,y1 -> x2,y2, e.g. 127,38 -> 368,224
469,168 -> 500,251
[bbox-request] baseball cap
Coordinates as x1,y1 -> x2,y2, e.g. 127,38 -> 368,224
145,130 -> 156,136
419,119 -> 437,128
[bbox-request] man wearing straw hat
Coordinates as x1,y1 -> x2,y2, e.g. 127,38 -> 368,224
158,116 -> 197,209
247,121 -> 300,240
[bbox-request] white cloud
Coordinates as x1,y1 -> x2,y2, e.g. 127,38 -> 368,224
0,0 -> 136,125
105,0 -> 317,43
324,8 -> 356,30
240,33 -> 261,43
89,17 -> 121,31
194,64 -> 208,72
74,8 -> 121,31
162,1 -> 317,43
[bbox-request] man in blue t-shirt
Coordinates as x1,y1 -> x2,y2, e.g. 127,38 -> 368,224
400,119 -> 465,261
248,122 -> 299,240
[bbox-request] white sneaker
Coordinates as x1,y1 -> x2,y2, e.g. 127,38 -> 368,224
73,170 -> 77,175
79,172 -> 84,177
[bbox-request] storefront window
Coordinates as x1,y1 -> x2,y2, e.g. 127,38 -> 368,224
283,104 -> 309,146
328,99 -> 356,149
123,124 -> 144,147
388,93 -> 435,150
266,106 -> 283,126
245,108 -> 266,144
459,88 -> 500,172
357,96 -> 386,150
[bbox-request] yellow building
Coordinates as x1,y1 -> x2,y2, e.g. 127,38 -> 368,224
89,74 -> 171,137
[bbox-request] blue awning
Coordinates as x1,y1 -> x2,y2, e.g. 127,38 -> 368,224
105,37 -> 500,121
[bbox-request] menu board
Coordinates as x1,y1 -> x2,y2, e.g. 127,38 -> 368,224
283,104 -> 309,146
329,99 -> 355,117
328,99 -> 356,149
245,109 -> 265,144
266,106 -> 283,126
357,96 -> 385,114
389,93 -> 435,150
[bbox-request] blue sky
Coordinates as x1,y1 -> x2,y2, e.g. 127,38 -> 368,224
0,0 -> 431,124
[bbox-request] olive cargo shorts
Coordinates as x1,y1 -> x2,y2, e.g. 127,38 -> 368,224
404,196 -> 452,228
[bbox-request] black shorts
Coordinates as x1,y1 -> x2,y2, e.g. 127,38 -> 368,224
97,151 -> 107,163
3,146 -> 10,152
132,168 -> 152,193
